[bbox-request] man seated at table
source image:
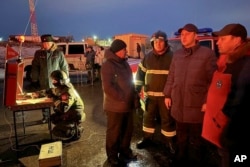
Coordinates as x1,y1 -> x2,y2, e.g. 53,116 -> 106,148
32,70 -> 86,141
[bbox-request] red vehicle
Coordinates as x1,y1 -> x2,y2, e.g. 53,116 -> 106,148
127,58 -> 141,74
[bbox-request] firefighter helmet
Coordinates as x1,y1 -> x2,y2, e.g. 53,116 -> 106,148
150,30 -> 168,47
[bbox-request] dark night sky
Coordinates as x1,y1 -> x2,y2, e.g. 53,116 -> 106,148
1,0 -> 250,41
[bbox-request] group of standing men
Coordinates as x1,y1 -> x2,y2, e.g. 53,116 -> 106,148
102,23 -> 250,167
136,24 -> 250,167
25,22 -> 250,166
135,24 -> 217,167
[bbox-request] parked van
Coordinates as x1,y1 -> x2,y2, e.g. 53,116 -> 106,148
23,42 -> 88,80
57,42 -> 88,70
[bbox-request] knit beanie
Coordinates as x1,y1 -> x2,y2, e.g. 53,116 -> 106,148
110,39 -> 127,53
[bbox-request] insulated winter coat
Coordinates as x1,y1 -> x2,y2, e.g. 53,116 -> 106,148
101,49 -> 135,112
31,44 -> 69,89
164,45 -> 217,123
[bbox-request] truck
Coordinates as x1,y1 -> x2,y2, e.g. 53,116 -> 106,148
22,42 -> 88,80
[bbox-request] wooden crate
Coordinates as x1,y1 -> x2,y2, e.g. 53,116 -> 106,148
38,141 -> 62,167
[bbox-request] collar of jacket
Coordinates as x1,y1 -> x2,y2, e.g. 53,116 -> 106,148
153,46 -> 170,56
105,49 -> 126,62
227,42 -> 250,63
183,44 -> 200,56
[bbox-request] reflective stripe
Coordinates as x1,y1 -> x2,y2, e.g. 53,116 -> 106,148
147,69 -> 169,75
139,63 -> 147,72
146,91 -> 164,97
142,126 -> 155,133
161,129 -> 176,137
135,80 -> 144,86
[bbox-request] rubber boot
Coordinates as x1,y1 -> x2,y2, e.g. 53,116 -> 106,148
136,132 -> 154,149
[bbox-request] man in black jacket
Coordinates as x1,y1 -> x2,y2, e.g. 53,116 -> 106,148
101,39 -> 137,166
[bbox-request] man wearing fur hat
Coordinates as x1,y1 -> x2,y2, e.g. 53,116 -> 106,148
101,39 -> 138,166
135,30 -> 176,154
203,23 -> 250,167
31,34 -> 69,123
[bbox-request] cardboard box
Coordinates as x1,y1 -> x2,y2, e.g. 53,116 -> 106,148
38,141 -> 62,167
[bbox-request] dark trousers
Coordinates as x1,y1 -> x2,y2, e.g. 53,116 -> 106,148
143,97 -> 176,136
87,68 -> 93,81
42,108 -> 49,119
105,110 -> 134,158
218,146 -> 250,167
175,121 -> 219,167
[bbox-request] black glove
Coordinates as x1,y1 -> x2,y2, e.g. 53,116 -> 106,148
45,89 -> 54,98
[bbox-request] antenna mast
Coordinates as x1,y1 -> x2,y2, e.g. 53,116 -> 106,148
28,0 -> 39,36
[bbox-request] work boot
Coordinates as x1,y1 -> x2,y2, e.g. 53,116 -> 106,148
119,151 -> 137,163
136,138 -> 153,149
136,132 -> 154,149
164,136 -> 176,154
41,116 -> 48,123
107,156 -> 120,166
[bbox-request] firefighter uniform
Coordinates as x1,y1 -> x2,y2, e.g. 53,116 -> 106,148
135,31 -> 176,152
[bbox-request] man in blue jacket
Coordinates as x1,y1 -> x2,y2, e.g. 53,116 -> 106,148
164,24 -> 218,166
